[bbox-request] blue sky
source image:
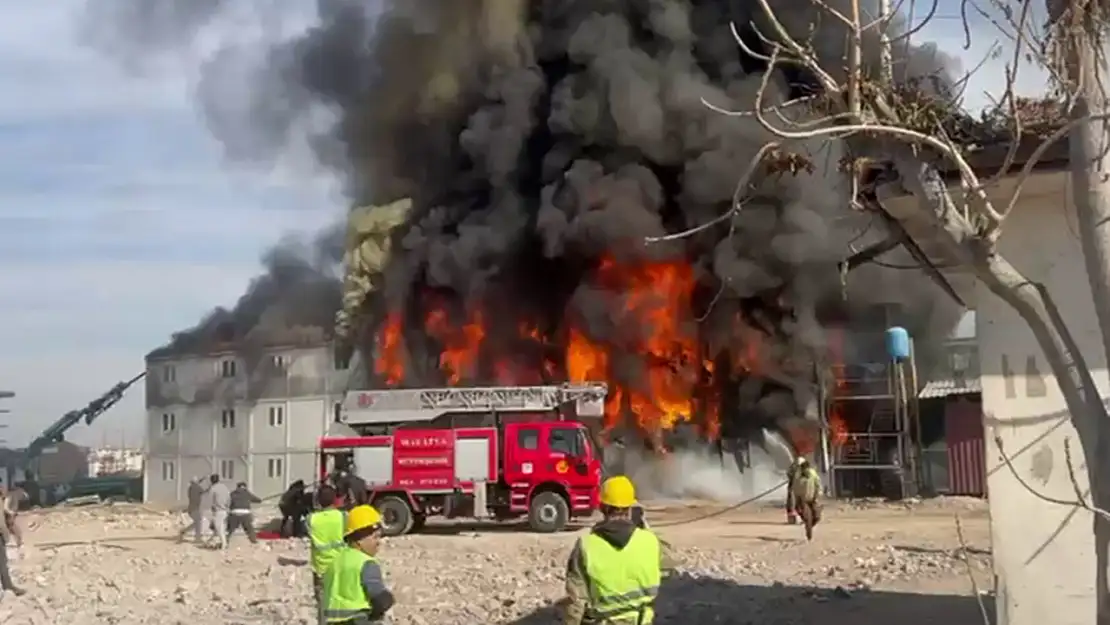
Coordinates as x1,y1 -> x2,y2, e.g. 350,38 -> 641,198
0,3 -> 339,447
0,1 -> 1036,448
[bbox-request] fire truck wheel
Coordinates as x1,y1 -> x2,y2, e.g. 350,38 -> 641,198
528,491 -> 569,533
375,495 -> 414,536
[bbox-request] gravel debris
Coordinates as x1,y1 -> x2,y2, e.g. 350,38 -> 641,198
0,499 -> 993,625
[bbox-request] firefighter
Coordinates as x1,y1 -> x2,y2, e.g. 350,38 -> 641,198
562,475 -> 675,625
321,504 -> 395,624
280,480 -> 310,538
333,468 -> 369,508
309,486 -> 346,623
785,456 -> 806,525
791,457 -> 823,541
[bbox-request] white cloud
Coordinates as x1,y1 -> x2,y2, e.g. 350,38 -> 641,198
0,1 -> 339,447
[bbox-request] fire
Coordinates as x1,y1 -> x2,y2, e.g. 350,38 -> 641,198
374,312 -> 405,386
424,306 -> 485,385
369,253 -> 772,442
563,256 -> 715,438
827,406 -> 849,447
826,328 -> 850,448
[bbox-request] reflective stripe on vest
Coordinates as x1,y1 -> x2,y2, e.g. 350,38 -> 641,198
309,509 -> 346,575
322,547 -> 375,622
580,528 -> 661,623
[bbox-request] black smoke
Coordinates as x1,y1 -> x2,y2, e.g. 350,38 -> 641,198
88,1 -> 963,437
146,225 -> 344,359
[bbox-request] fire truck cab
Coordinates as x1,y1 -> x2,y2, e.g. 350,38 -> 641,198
320,383 -> 607,536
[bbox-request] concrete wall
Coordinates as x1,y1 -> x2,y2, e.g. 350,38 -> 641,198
976,171 -> 1102,624
143,344 -> 350,506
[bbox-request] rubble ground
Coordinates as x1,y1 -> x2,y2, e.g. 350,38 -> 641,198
0,497 -> 993,625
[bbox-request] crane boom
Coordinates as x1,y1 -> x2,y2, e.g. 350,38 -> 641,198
23,372 -> 146,465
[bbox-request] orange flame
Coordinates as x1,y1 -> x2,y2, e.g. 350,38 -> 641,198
563,256 -> 716,437
827,406 -> 849,447
368,253 -> 784,442
424,306 -> 485,385
374,312 -> 406,386
826,328 -> 850,448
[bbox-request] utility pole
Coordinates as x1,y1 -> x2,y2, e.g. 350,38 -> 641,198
0,390 -> 12,446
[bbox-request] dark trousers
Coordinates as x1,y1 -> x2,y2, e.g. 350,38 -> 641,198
227,514 -> 258,543
281,513 -> 306,538
313,573 -> 325,624
0,542 -> 17,591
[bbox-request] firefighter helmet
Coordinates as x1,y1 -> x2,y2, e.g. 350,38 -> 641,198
345,504 -> 382,536
600,476 -> 637,508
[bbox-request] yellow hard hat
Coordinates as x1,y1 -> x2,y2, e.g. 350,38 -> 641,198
345,504 -> 382,537
600,476 -> 637,508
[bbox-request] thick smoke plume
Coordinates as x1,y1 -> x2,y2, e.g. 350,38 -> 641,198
146,226 -> 344,358
89,1 -> 963,449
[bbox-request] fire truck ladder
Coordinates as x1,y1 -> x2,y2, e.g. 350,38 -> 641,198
353,383 -> 609,413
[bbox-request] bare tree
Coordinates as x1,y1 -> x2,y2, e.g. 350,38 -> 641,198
647,0 -> 1110,618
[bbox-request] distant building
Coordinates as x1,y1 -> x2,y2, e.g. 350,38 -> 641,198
144,341 -> 351,506
87,447 -> 144,477
917,315 -> 984,497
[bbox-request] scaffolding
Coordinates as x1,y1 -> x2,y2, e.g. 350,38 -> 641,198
823,338 -> 921,499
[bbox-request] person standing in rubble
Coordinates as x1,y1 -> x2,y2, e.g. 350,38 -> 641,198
309,485 -> 346,623
562,476 -> 675,625
0,488 -> 25,598
280,480 -> 309,538
321,504 -> 395,624
1,484 -> 25,549
207,474 -> 231,549
228,482 -> 262,544
791,457 -> 823,541
178,477 -> 206,543
333,467 -> 368,508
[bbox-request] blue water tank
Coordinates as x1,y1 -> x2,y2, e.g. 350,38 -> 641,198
885,326 -> 911,361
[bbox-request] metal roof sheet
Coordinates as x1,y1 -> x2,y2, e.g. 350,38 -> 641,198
919,377 -> 982,399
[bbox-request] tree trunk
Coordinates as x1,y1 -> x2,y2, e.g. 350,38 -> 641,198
1053,7 -> 1110,621
885,150 -> 1110,622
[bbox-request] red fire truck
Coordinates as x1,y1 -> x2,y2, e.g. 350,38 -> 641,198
319,383 -> 608,536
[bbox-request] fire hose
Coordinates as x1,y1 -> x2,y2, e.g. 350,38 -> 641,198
264,477 -> 792,531
647,479 -> 789,528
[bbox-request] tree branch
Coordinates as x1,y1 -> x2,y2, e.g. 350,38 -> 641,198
993,434 -> 1110,522
952,515 -> 993,625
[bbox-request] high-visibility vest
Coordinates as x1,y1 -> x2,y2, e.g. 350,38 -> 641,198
791,467 -> 822,503
580,528 -> 662,623
309,508 -> 346,575
322,547 -> 375,622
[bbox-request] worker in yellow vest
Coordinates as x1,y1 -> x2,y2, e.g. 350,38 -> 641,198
562,476 -> 675,625
322,504 -> 395,624
309,486 -> 346,623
